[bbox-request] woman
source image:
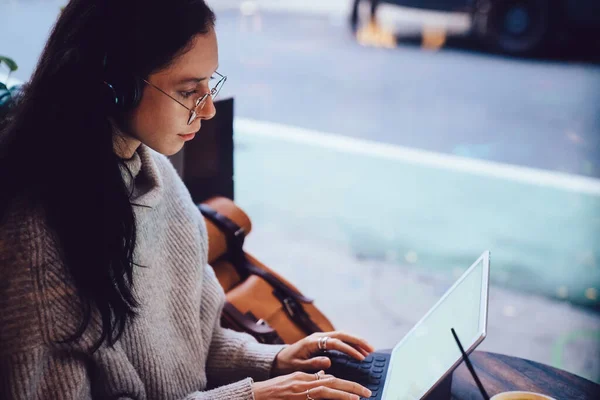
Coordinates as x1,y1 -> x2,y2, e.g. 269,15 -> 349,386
0,1 -> 375,399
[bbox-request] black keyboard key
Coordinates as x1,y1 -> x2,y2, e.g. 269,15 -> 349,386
364,355 -> 374,362
371,373 -> 382,378
370,392 -> 378,398
374,362 -> 386,367
343,368 -> 360,375
375,356 -> 386,361
367,384 -> 379,391
361,364 -> 371,370
372,368 -> 383,373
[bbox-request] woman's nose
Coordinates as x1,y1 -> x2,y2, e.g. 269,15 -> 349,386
198,96 -> 217,120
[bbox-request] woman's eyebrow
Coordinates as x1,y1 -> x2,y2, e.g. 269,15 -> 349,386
176,66 -> 220,85
176,77 -> 207,85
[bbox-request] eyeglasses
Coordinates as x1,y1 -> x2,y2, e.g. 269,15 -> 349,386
143,71 -> 227,125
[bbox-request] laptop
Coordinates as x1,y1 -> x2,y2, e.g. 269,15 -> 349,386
323,251 -> 490,400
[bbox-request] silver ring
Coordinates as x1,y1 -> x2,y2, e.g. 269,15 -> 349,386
314,372 -> 321,381
306,389 -> 316,400
318,336 -> 330,350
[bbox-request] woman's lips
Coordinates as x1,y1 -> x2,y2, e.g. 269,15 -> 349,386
178,132 -> 196,141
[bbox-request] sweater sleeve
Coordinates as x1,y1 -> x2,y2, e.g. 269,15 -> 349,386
182,379 -> 255,400
202,265 -> 287,387
206,324 -> 287,386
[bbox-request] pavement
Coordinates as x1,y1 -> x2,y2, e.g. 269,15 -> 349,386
213,6 -> 600,179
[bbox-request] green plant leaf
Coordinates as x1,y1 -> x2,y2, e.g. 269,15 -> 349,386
0,56 -> 18,72
0,82 -> 7,91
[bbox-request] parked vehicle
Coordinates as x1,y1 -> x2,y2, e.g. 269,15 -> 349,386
351,0 -> 600,56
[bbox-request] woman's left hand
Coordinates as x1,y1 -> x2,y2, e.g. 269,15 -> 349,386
271,331 -> 376,377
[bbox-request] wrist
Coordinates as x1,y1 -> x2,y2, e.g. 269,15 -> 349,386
251,380 -> 266,400
270,346 -> 289,377
271,353 -> 283,377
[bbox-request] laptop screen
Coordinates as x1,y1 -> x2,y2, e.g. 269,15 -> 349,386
382,254 -> 489,400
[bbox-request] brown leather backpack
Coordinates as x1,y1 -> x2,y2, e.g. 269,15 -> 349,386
199,197 -> 334,344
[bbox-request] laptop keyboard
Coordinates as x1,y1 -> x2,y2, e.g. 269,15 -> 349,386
321,351 -> 391,400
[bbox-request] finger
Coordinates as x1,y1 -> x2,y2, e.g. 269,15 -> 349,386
307,370 -> 328,382
307,387 -> 360,400
309,379 -> 372,399
300,356 -> 332,371
333,331 -> 375,353
308,376 -> 372,397
349,344 -> 370,358
326,338 -> 366,360
291,371 -> 323,382
328,331 -> 376,354
318,332 -> 372,358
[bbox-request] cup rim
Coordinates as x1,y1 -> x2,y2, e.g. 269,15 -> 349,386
490,391 -> 557,400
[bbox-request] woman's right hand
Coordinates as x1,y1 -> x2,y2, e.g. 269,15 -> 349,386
252,370 -> 372,400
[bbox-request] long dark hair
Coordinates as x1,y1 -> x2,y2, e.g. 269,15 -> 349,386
0,0 -> 215,351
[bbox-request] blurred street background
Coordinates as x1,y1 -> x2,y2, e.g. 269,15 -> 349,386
2,0 -> 599,385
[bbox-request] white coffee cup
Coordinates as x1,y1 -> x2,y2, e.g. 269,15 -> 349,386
490,391 -> 557,400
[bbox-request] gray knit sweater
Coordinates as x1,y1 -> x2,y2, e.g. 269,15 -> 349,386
0,144 -> 285,399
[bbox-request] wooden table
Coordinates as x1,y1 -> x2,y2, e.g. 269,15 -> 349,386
450,351 -> 600,400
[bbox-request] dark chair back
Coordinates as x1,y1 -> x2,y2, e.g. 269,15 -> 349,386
169,97 -> 235,203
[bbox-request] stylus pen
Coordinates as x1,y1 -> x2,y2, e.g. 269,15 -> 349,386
451,328 -> 490,400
